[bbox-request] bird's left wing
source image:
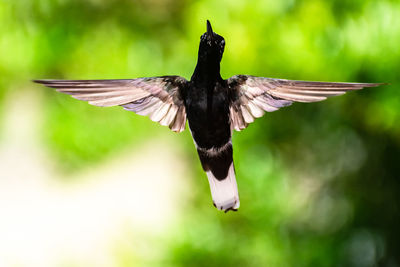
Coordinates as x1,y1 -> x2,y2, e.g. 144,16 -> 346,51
227,75 -> 383,131
34,76 -> 188,132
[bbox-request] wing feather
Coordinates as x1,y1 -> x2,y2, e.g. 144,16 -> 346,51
34,76 -> 188,132
228,75 -> 384,131
159,105 -> 178,126
240,105 -> 255,124
170,106 -> 187,132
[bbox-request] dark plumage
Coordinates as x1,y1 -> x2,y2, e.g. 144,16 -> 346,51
34,20 -> 384,212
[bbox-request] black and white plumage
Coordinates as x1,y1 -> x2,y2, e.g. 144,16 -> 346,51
34,21 -> 383,212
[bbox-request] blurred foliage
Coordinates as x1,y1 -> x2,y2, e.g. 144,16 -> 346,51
1,0 -> 400,266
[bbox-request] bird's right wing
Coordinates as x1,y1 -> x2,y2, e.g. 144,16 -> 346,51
34,76 -> 188,132
227,75 -> 383,131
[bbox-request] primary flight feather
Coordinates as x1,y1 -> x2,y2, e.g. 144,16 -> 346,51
34,20 -> 384,212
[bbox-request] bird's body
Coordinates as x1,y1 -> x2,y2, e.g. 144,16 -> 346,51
34,21 -> 384,212
184,23 -> 239,210
187,22 -> 230,150
186,79 -> 230,150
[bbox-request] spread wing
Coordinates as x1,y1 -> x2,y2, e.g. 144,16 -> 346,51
34,76 -> 188,132
228,75 -> 383,131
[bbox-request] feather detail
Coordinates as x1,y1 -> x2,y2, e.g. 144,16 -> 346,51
228,75 -> 383,131
34,76 -> 188,132
206,163 -> 239,212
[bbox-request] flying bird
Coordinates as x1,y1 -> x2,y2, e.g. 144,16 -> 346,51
34,20 -> 383,212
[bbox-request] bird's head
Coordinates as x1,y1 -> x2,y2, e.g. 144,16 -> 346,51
198,20 -> 225,63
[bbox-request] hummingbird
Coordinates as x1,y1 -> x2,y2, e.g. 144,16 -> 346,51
34,20 -> 383,212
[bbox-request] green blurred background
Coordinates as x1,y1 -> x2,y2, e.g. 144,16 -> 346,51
1,0 -> 399,266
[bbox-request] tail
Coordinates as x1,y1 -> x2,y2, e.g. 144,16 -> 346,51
197,142 -> 240,212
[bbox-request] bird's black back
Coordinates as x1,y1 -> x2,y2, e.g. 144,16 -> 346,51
184,78 -> 231,149
183,20 -> 231,150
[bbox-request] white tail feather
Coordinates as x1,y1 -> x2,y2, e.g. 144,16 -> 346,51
206,163 -> 240,212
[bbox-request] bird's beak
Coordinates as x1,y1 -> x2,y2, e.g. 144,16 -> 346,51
206,20 -> 214,38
